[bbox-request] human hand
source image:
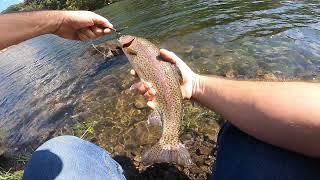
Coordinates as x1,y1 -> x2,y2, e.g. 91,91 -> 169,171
52,11 -> 114,41
130,49 -> 200,108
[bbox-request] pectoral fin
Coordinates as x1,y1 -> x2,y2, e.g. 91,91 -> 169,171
147,110 -> 162,126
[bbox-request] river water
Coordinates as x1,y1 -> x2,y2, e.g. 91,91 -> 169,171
0,0 -> 319,179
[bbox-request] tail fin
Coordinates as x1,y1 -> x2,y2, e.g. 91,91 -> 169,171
142,142 -> 192,166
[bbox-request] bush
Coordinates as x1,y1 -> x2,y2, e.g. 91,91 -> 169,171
2,3 -> 24,13
2,0 -> 116,13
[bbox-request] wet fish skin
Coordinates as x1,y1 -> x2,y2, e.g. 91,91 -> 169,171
118,35 -> 192,166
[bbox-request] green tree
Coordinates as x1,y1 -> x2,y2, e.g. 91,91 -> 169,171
2,0 -> 117,14
2,3 -> 24,13
66,0 -> 106,10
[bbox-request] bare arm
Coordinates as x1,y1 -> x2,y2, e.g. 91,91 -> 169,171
194,75 -> 320,157
0,11 -> 113,50
133,49 -> 320,157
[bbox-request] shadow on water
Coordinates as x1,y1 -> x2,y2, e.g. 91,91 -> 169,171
114,155 -> 191,180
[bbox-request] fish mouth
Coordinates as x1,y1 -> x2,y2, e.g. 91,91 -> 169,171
120,36 -> 135,48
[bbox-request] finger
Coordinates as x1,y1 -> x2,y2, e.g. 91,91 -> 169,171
149,88 -> 156,96
92,14 -> 113,29
130,69 -> 141,79
78,32 -> 90,41
144,82 -> 153,89
147,101 -> 156,109
91,26 -> 104,36
130,82 -> 148,94
130,69 -> 136,76
160,49 -> 177,64
80,28 -> 96,39
103,28 -> 112,34
160,49 -> 187,70
144,91 -> 155,101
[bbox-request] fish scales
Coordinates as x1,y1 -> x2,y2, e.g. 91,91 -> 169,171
118,35 -> 192,166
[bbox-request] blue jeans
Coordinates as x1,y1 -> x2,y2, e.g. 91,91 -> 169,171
212,122 -> 320,180
22,135 -> 126,180
23,123 -> 320,180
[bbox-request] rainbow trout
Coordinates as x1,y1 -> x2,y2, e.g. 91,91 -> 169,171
118,35 -> 192,166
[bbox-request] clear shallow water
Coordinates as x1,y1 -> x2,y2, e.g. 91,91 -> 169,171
0,0 -> 319,177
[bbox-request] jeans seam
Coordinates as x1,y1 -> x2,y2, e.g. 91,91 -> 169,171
103,151 -> 125,180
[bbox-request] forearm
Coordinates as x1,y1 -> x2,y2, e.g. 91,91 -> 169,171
0,11 -> 60,49
194,75 -> 320,157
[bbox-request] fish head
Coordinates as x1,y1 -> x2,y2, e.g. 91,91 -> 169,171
118,35 -> 139,56
118,35 -> 135,48
118,35 -> 161,79
118,35 -> 158,61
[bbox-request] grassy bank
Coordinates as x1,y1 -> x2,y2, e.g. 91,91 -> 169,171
0,168 -> 23,180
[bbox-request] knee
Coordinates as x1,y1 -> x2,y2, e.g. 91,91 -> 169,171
47,135 -> 81,143
37,135 -> 83,151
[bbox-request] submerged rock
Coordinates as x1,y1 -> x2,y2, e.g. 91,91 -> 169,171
184,45 -> 194,53
89,39 -> 123,59
134,95 -> 147,109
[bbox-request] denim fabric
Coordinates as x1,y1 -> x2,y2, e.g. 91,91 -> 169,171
23,135 -> 126,180
212,122 -> 320,180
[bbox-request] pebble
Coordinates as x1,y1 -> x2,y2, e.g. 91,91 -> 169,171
184,45 -> 194,53
114,144 -> 124,153
133,155 -> 142,162
134,96 -> 146,109
199,146 -> 212,155
205,134 -> 215,141
133,161 -> 140,167
205,159 -> 212,166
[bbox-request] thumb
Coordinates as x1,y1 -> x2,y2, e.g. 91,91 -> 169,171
92,14 -> 113,29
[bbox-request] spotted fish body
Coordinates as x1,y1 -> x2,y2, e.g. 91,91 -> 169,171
118,35 -> 192,166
